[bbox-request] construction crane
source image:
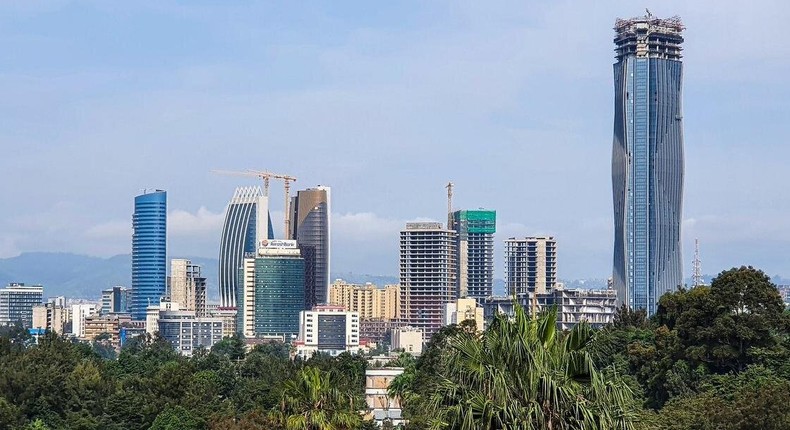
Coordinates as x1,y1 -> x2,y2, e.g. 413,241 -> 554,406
446,182 -> 454,229
212,169 -> 297,235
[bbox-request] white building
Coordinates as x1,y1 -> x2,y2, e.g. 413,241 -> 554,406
145,301 -> 181,335
71,303 -> 98,337
442,297 -> 485,331
157,310 -> 224,357
365,368 -> 405,427
391,326 -> 423,356
295,305 -> 359,359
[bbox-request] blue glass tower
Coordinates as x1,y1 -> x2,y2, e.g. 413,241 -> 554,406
131,190 -> 167,320
612,15 -> 684,316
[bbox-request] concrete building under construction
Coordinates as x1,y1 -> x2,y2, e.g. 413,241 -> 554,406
399,222 -> 456,340
449,209 -> 495,300
505,236 -> 558,295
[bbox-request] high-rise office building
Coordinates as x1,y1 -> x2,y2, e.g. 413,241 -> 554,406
295,305 -> 360,359
237,240 -> 305,340
504,237 -> 558,295
449,210 -> 496,299
399,222 -> 456,340
612,15 -> 685,315
131,190 -> 167,320
168,259 -> 207,317
0,283 -> 44,328
289,186 -> 331,305
218,187 -> 273,308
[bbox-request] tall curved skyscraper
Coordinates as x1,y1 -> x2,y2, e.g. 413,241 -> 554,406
289,186 -> 330,305
131,190 -> 167,320
218,187 -> 273,307
612,15 -> 684,316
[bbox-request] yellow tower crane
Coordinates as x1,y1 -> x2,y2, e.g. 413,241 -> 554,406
212,169 -> 298,236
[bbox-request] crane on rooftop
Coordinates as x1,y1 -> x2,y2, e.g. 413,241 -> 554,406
212,169 -> 297,235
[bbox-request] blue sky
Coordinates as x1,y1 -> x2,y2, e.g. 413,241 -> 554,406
1,1 -> 788,280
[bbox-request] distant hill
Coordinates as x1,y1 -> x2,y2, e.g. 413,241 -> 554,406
0,252 -> 219,301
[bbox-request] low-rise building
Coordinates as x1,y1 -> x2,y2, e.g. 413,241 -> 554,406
391,326 -> 423,356
71,303 -> 98,337
360,318 -> 404,345
208,307 -> 238,338
83,313 -> 132,348
295,305 -> 359,359
145,301 -> 182,335
483,287 -> 617,330
365,368 -> 405,427
442,297 -> 485,331
32,303 -> 70,334
158,311 -> 224,357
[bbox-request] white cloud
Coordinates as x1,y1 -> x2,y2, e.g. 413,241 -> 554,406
85,220 -> 130,239
167,207 -> 225,236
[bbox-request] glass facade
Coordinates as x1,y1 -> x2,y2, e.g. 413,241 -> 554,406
451,210 -> 496,299
612,16 -> 684,316
248,256 -> 305,339
289,187 -> 330,305
218,187 -> 273,307
131,190 -> 166,320
0,284 -> 44,328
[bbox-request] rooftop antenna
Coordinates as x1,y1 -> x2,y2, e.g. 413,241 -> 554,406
646,8 -> 652,18
692,238 -> 702,287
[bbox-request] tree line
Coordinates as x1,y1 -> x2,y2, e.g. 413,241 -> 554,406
1,265 -> 789,429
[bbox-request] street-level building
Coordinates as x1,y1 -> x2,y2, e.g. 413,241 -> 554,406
442,297 -> 484,331
365,368 -> 405,427
390,326 -> 423,356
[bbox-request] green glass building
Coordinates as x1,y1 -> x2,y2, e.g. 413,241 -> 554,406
237,244 -> 305,340
450,210 -> 496,299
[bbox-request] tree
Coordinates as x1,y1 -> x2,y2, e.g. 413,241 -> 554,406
211,334 -> 246,361
269,366 -> 361,430
407,306 -> 640,429
150,405 -> 205,430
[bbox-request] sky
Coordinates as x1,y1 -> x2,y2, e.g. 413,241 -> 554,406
1,1 -> 788,280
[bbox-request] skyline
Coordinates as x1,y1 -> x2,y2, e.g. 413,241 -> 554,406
2,1 -> 789,280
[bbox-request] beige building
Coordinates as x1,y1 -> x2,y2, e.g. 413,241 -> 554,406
83,314 -> 131,348
442,297 -> 484,331
505,236 -> 558,295
391,326 -> 423,356
328,280 -> 400,320
32,303 -> 69,334
168,259 -> 207,317
365,368 -> 405,426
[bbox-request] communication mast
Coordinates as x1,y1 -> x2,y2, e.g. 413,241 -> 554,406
446,182 -> 454,229
692,238 -> 702,287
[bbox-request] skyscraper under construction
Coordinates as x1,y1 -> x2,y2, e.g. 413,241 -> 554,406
612,13 -> 685,316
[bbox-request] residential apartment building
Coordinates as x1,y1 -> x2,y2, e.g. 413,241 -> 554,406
32,303 -> 69,334
328,280 -> 400,320
399,222 -> 456,340
449,209 -> 496,300
505,237 -> 558,295
442,297 -> 484,331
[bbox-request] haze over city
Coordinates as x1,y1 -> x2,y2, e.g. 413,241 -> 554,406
2,1 -> 788,280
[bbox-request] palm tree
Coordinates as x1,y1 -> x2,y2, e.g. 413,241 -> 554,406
415,305 -> 639,430
269,366 -> 361,430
